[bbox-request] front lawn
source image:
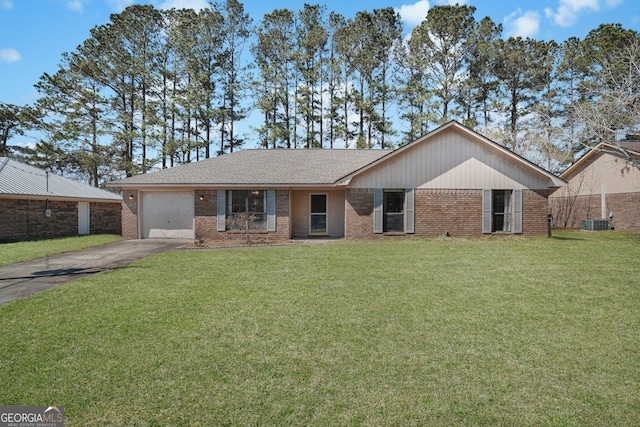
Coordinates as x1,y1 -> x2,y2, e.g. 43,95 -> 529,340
0,230 -> 638,426
0,234 -> 123,267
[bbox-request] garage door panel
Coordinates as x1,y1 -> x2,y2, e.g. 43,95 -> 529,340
142,192 -> 194,239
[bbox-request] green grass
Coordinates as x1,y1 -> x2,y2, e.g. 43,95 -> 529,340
0,234 -> 123,266
1,230 -> 639,426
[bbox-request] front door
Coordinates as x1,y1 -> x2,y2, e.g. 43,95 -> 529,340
309,194 -> 327,235
78,202 -> 90,235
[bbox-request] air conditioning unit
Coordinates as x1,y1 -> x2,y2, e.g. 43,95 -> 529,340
580,219 -> 612,231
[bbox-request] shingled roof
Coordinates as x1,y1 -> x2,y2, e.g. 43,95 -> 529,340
0,157 -> 121,202
108,149 -> 390,188
618,141 -> 640,154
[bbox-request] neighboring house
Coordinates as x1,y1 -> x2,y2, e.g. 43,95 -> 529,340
549,142 -> 640,231
107,121 -> 565,241
0,157 -> 122,241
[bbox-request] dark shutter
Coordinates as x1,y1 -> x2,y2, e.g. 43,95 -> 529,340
217,190 -> 226,231
513,189 -> 523,234
405,188 -> 415,234
267,190 -> 276,232
482,189 -> 492,234
374,188 -> 383,234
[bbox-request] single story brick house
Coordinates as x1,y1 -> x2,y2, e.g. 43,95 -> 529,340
549,141 -> 640,231
0,157 -> 122,241
107,121 -> 565,241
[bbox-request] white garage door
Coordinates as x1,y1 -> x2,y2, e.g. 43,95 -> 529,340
142,191 -> 195,239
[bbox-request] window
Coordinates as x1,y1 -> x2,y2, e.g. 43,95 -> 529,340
483,189 -> 522,234
374,188 -> 414,234
227,190 -> 266,230
492,190 -> 512,232
383,190 -> 404,232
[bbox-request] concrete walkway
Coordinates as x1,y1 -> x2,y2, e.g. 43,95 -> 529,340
0,239 -> 190,306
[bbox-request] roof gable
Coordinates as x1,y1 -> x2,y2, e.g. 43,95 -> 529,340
554,143 -> 640,196
561,142 -> 640,180
0,157 -> 121,202
336,121 -> 566,189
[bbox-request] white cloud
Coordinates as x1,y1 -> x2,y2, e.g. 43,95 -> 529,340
505,9 -> 540,38
545,0 -> 603,27
0,48 -> 21,63
396,0 -> 430,28
158,0 -> 210,11
1,0 -> 12,10
66,0 -> 83,12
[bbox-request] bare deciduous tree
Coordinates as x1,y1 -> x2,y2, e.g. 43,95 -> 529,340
572,39 -> 640,171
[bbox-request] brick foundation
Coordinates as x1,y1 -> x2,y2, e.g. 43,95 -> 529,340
0,198 -> 121,241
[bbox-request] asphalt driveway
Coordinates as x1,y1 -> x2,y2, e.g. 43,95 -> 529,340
0,239 -> 190,306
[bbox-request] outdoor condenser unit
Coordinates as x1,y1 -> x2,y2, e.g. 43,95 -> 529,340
580,219 -> 612,231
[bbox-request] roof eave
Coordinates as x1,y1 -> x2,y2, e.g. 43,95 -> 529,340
0,193 -> 121,203
107,182 -> 340,189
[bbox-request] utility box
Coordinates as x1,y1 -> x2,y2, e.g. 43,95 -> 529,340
580,219 -> 612,231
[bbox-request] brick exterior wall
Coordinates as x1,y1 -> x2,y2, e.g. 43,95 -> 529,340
194,189 -> 291,242
122,191 -> 138,239
607,193 -> 640,231
345,188 -> 552,239
344,188 -> 375,239
550,191 -> 640,231
194,189 -> 217,241
91,202 -> 122,235
522,189 -> 551,235
0,198 -> 121,241
122,189 -> 292,241
415,189 -> 483,236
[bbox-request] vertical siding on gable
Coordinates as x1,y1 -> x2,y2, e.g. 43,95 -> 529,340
552,152 -> 640,198
348,131 -> 551,190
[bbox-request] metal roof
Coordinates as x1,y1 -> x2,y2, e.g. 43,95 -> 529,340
0,157 -> 121,202
108,149 -> 390,188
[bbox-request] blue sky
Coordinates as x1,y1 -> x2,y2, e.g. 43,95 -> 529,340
0,0 -> 637,108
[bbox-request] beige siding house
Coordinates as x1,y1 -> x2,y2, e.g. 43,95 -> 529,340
108,121 -> 565,241
550,142 -> 640,231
